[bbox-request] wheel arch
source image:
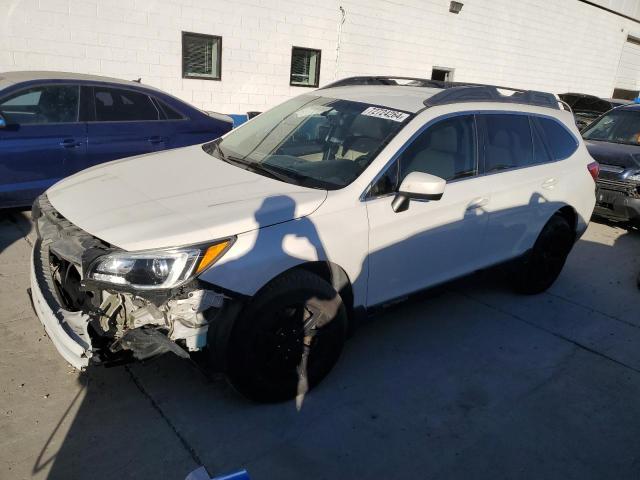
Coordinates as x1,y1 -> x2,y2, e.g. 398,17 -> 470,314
555,205 -> 578,238
281,261 -> 354,318
244,260 -> 355,322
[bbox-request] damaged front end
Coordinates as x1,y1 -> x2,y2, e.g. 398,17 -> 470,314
30,195 -> 231,369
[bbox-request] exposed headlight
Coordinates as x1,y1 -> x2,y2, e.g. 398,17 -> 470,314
87,239 -> 233,290
628,173 -> 640,182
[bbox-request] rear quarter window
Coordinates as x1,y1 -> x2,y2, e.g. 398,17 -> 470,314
532,117 -> 578,161
156,99 -> 185,120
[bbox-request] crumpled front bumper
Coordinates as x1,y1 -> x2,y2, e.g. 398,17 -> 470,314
30,238 -> 93,370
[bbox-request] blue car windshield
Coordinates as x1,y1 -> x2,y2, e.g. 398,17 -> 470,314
582,109 -> 640,145
203,95 -> 412,190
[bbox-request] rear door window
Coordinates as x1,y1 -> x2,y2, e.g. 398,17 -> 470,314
478,114 -> 533,173
93,87 -> 160,122
532,117 -> 578,160
0,85 -> 80,124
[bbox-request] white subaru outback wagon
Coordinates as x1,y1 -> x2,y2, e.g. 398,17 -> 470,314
30,77 -> 597,402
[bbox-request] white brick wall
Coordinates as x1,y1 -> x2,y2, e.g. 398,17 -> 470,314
0,0 -> 639,113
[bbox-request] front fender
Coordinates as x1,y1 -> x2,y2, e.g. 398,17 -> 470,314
199,217 -> 330,296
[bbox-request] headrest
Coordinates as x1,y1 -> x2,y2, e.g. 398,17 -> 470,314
430,125 -> 458,153
351,115 -> 385,138
492,130 -> 511,148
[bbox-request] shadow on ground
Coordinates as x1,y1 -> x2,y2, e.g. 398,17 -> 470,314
0,207 -> 32,255
42,221 -> 640,480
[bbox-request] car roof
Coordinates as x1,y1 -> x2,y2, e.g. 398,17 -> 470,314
0,71 -> 159,92
315,85 -> 444,113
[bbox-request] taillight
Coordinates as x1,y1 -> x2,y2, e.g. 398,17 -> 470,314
587,161 -> 599,181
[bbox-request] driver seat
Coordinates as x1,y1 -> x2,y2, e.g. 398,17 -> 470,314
404,124 -> 458,180
341,116 -> 386,161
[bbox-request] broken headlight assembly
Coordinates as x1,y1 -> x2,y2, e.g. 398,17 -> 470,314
86,238 -> 234,290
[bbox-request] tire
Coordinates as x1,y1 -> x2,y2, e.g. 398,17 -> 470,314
225,270 -> 348,403
512,214 -> 574,295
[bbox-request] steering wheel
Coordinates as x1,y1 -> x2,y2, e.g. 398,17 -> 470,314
354,154 -> 371,169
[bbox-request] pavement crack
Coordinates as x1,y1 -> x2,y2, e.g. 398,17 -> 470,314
453,290 -> 640,376
544,290 -> 640,330
125,365 -> 203,468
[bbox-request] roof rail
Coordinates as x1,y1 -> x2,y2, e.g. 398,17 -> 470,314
322,76 -> 565,111
424,85 -> 560,110
321,76 -> 477,89
322,75 -> 518,90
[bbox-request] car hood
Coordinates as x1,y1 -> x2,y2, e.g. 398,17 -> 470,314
585,139 -> 640,170
47,145 -> 327,251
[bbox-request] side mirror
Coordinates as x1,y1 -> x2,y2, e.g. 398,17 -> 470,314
391,171 -> 446,213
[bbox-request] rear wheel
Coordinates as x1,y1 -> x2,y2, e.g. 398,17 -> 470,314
512,214 -> 574,294
225,270 -> 347,403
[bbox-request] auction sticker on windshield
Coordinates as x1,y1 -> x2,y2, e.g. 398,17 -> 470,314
361,106 -> 410,122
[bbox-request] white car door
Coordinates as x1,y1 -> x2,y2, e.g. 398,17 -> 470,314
365,114 -> 495,307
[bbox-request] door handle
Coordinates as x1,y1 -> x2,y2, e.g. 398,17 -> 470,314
542,177 -> 557,189
147,136 -> 166,144
59,138 -> 81,148
466,197 -> 489,211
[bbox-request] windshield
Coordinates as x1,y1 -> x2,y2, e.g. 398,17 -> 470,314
582,109 -> 640,145
203,95 -> 411,189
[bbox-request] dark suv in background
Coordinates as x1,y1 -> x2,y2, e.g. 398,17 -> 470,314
582,104 -> 640,225
0,71 -> 233,208
559,92 -> 631,129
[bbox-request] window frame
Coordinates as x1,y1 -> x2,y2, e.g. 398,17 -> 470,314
531,114 -> 580,161
362,110 -> 580,201
152,97 -> 188,121
182,31 -> 222,81
431,66 -> 455,82
363,112 -> 480,201
529,115 -> 554,165
289,46 -> 322,88
476,112 -> 535,175
87,85 -> 174,123
0,83 -> 82,126
476,112 -> 579,176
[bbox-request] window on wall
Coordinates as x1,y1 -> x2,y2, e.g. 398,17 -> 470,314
182,32 -> 222,80
431,67 -> 454,82
290,47 -> 321,87
612,88 -> 639,100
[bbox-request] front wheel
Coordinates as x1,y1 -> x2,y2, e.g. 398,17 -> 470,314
225,270 -> 347,403
512,214 -> 575,295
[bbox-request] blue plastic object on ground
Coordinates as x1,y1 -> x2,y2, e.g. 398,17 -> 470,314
213,470 -> 250,480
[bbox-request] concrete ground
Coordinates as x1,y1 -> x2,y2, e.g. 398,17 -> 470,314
1,210 -> 640,480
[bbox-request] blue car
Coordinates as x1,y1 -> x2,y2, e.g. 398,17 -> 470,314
0,71 -> 233,208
